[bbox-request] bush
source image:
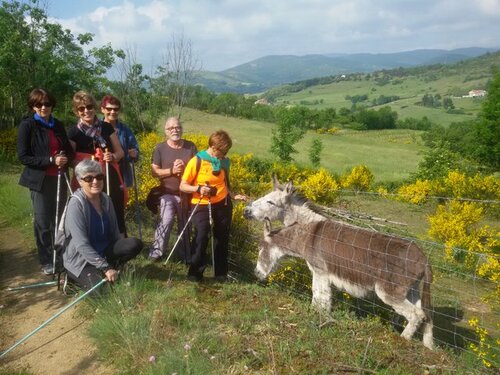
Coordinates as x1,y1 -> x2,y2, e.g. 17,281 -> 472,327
300,168 -> 340,205
0,128 -> 17,162
341,165 -> 374,192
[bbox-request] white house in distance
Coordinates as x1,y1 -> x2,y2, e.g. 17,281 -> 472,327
463,89 -> 487,98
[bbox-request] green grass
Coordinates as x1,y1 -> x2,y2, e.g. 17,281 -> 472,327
0,162 -> 32,234
180,108 -> 426,182
84,269 -> 486,374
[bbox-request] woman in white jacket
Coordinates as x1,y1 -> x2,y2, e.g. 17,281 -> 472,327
63,159 -> 142,292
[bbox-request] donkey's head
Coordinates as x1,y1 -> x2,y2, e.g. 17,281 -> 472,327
244,174 -> 295,223
255,217 -> 284,280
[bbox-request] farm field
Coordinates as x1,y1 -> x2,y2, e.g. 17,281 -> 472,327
269,52 -> 500,128
180,107 -> 426,183
273,76 -> 485,127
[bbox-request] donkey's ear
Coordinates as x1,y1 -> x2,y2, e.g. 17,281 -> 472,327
264,217 -> 272,235
272,173 -> 283,191
284,180 -> 294,194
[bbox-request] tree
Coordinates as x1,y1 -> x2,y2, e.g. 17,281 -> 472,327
470,72 -> 500,169
270,106 -> 308,162
443,97 -> 455,110
0,1 -> 121,126
309,138 -> 323,167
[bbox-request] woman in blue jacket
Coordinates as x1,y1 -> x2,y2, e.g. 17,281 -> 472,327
17,88 -> 73,275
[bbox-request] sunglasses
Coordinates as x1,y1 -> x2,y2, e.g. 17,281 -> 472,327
77,104 -> 95,112
104,107 -> 120,112
166,126 -> 182,132
34,102 -> 52,108
80,174 -> 105,183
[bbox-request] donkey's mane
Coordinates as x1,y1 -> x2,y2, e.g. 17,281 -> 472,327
289,187 -> 329,218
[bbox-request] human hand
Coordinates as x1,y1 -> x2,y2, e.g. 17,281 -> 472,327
233,194 -> 248,201
103,150 -> 114,162
55,154 -> 68,167
172,159 -> 185,175
104,268 -> 118,283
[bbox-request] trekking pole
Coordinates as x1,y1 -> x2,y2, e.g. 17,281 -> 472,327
208,196 -> 216,277
131,160 -> 142,241
63,171 -> 73,196
163,197 -> 202,266
105,148 -> 110,195
52,165 -> 62,276
6,280 -> 57,292
0,278 -> 107,359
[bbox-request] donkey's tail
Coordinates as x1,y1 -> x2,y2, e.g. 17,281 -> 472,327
422,262 -> 433,320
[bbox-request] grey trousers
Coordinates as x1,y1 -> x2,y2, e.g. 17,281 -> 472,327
151,194 -> 191,261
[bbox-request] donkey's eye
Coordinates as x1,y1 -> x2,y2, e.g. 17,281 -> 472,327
266,200 -> 276,206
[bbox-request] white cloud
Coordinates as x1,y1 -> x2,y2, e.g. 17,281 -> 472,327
48,0 -> 500,71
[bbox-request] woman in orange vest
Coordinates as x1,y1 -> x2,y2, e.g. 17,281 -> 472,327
180,130 -> 247,282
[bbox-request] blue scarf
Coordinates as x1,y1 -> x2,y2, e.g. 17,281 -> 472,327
197,150 -> 230,173
34,113 -> 55,129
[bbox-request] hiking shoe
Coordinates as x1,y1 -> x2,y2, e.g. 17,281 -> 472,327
148,249 -> 163,262
187,274 -> 203,282
214,275 -> 228,283
41,264 -> 54,275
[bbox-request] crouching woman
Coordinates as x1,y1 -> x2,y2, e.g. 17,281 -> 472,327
63,159 -> 142,292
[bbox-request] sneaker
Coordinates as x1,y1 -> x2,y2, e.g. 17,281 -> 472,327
41,264 -> 54,275
148,249 -> 163,262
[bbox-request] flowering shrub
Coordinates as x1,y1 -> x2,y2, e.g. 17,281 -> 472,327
341,165 -> 374,192
428,200 -> 499,291
267,261 -> 312,293
397,171 -> 500,207
397,179 -> 434,205
132,132 -> 163,205
300,168 -> 340,205
468,317 -> 499,368
228,153 -> 258,196
271,161 -> 312,186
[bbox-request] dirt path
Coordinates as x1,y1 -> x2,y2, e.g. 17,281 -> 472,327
0,222 -> 114,374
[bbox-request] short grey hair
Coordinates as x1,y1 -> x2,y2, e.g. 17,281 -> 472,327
164,116 -> 181,129
75,159 -> 103,179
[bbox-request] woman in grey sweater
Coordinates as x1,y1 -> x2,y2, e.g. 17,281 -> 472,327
63,159 -> 142,291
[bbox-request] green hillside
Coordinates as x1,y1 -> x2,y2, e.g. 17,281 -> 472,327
268,51 -> 500,127
180,108 -> 425,183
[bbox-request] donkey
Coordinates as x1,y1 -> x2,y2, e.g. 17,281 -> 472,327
248,177 -> 434,350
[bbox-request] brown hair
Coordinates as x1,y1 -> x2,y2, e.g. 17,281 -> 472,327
72,91 -> 96,115
27,88 -> 56,110
100,94 -> 121,109
208,130 -> 232,155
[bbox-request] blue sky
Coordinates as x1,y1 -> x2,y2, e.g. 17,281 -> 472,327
41,0 -> 500,71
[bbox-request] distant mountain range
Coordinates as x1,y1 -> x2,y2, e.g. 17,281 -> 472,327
193,47 -> 499,94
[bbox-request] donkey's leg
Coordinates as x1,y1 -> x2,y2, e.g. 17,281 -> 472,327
407,281 -> 434,350
311,270 -> 332,311
375,284 -> 426,342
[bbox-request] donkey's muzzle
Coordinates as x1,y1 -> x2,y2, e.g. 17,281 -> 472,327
243,206 -> 254,219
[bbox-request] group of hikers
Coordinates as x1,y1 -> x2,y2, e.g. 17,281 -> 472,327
17,88 -> 247,293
